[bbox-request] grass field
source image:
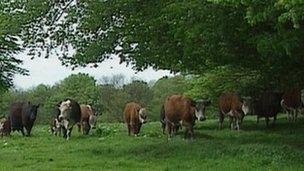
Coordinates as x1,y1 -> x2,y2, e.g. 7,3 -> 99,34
1,115 -> 304,170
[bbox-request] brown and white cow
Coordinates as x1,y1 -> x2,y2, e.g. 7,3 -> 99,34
78,104 -> 97,135
242,91 -> 283,127
218,92 -> 244,130
281,89 -> 303,122
124,102 -> 147,136
58,99 -> 81,140
164,94 -> 210,139
0,117 -> 11,137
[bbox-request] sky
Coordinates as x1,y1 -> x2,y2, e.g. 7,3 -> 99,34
13,53 -> 173,89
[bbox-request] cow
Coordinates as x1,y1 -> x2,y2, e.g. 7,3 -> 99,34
124,102 -> 147,136
78,104 -> 97,135
0,117 -> 11,137
50,104 -> 62,136
218,92 -> 244,130
58,99 -> 81,140
242,92 -> 283,127
160,104 -> 181,134
281,89 -> 302,122
164,94 -> 210,139
9,102 -> 40,136
50,117 -> 61,136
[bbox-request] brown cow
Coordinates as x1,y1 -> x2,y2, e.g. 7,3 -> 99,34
124,102 -> 147,136
164,95 -> 210,139
160,104 -> 181,134
218,92 -> 244,130
0,117 -> 11,137
78,104 -> 97,135
281,89 -> 302,122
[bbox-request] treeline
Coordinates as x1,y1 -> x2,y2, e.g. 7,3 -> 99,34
0,73 -> 195,124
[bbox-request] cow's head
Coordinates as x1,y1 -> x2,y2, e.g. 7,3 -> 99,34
29,102 -> 40,121
241,97 -> 252,115
139,108 -> 147,124
193,99 -> 211,121
58,100 -> 72,121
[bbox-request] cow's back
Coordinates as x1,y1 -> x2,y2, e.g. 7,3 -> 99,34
282,89 -> 302,108
219,93 -> 232,114
124,102 -> 140,124
80,105 -> 91,122
219,92 -> 242,113
164,95 -> 193,123
254,92 -> 282,117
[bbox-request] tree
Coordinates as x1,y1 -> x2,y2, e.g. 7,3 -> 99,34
123,80 -> 152,106
17,0 -> 304,92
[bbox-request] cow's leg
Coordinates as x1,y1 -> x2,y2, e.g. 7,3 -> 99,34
257,116 -> 260,124
273,115 -> 277,126
265,117 -> 269,127
188,124 -> 194,140
229,116 -> 234,130
62,127 -> 67,139
235,117 -> 240,130
127,124 -> 131,135
25,126 -> 32,137
166,121 -> 173,138
66,127 -> 73,140
294,109 -> 298,122
20,127 -> 25,136
77,123 -> 81,133
218,113 -> 224,130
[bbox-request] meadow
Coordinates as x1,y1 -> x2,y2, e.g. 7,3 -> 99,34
1,115 -> 304,171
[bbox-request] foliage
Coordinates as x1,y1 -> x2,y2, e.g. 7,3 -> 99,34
12,0 -> 303,92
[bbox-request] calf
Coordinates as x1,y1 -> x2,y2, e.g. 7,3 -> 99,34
78,104 -> 97,135
164,94 -> 210,139
124,102 -> 147,136
242,92 -> 283,126
50,117 -> 61,136
281,89 -> 302,122
218,92 -> 244,130
9,102 -> 39,136
0,117 -> 11,137
58,99 -> 81,140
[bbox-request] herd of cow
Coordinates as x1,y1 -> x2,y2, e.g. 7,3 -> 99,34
0,88 -> 303,140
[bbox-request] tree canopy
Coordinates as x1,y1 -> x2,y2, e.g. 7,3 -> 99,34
0,0 -> 303,92
15,0 -> 303,91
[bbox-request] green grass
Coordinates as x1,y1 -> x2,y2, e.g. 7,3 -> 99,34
1,115 -> 304,170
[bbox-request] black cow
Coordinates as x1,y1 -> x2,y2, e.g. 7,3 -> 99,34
242,92 -> 283,126
9,102 -> 40,136
58,99 -> 81,140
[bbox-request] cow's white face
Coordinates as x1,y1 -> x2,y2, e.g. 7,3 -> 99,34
139,108 -> 147,124
241,99 -> 251,115
194,99 -> 210,121
0,122 -> 3,130
58,100 -> 71,120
